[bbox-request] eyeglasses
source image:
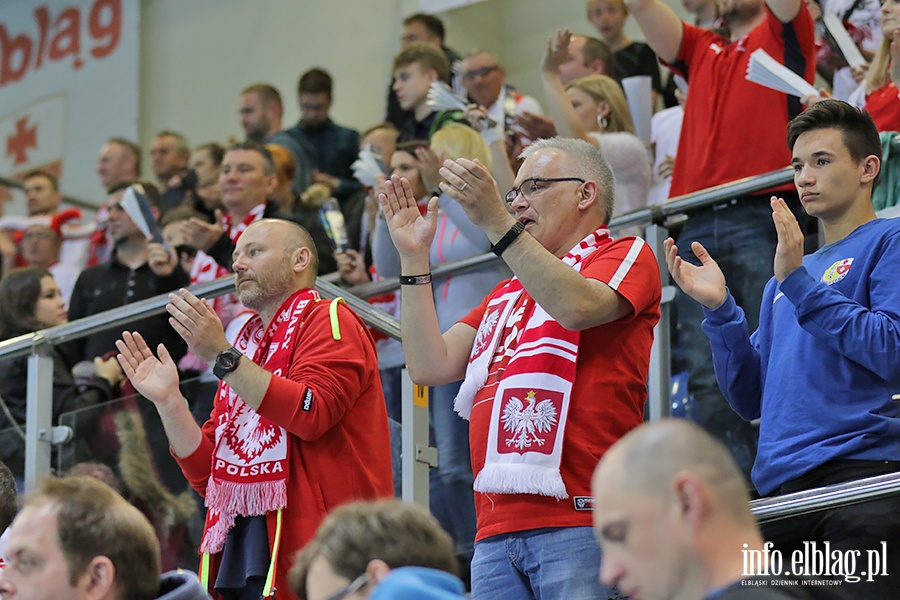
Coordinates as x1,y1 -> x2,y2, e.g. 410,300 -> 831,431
504,177 -> 586,204
463,65 -> 500,80
324,574 -> 368,600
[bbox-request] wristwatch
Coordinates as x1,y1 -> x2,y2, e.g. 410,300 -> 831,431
213,347 -> 242,379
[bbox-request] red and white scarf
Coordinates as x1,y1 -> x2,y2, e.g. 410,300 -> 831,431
201,288 -> 320,554
454,228 -> 610,499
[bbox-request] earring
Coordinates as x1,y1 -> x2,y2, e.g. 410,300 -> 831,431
597,115 -> 609,130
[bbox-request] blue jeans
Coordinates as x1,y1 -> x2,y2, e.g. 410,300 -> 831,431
471,527 -> 622,600
672,193 -> 816,480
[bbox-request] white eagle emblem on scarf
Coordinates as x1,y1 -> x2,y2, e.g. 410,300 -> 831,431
501,390 -> 558,449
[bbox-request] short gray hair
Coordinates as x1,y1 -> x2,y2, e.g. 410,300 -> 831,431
520,137 -> 616,223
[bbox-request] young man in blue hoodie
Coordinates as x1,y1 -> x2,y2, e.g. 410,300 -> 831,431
665,100 -> 900,599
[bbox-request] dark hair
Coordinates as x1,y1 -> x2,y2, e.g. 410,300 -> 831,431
395,139 -> 430,155
227,141 -> 277,175
24,169 -> 59,191
403,13 -> 445,40
194,142 -> 226,167
786,100 -> 881,163
241,83 -> 284,111
106,181 -> 161,209
0,267 -> 52,339
298,67 -> 333,96
0,460 -> 16,531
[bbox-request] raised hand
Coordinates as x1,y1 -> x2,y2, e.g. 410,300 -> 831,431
165,289 -> 230,363
664,238 -> 727,310
379,174 -> 438,259
542,28 -> 573,74
181,209 -> 226,252
438,158 -> 510,234
116,331 -> 181,406
515,112 -> 558,140
771,196 -> 804,282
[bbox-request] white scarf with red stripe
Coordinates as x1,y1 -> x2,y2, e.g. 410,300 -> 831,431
200,288 -> 320,554
454,228 -> 610,499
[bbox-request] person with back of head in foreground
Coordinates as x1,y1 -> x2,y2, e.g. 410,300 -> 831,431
379,136 -> 661,599
115,218 -> 393,599
665,99 -> 900,599
289,499 -> 466,600
0,474 -> 211,600
592,420 -> 851,599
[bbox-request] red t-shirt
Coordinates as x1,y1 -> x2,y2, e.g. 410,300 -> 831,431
666,6 -> 815,197
866,82 -> 900,132
459,237 -> 661,541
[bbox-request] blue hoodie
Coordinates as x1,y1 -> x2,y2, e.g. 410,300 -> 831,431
369,567 -> 466,600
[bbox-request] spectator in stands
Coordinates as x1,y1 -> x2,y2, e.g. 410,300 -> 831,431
0,268 -> 122,479
337,123 -> 400,279
23,170 -> 62,216
587,0 -> 663,105
97,138 -> 141,193
116,218 -> 394,599
285,68 -> 361,203
842,0 -> 898,130
0,475 -> 211,600
238,83 -> 312,194
627,0 -> 817,477
265,143 -> 336,274
665,100 -> 900,600
460,51 -> 543,158
560,34 -> 618,85
190,142 -> 225,219
68,182 -> 189,366
380,136 -> 661,599
592,419 -> 852,599
542,31 -> 652,220
150,131 -> 194,215
517,33 -> 617,147
290,500 -> 465,600
392,44 -> 464,142
92,138 -> 142,266
386,13 -> 462,130
19,212 -> 83,305
0,460 -> 17,563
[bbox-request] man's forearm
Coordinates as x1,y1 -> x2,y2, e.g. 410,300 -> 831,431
155,395 -> 205,458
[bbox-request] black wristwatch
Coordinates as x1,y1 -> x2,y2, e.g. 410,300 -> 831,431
213,347 -> 242,379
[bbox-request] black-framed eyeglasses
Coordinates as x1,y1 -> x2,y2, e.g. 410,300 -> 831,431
504,177 -> 586,205
324,574 -> 368,600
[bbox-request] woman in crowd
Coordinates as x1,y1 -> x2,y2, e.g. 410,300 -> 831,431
852,0 -> 900,130
0,267 -> 122,478
541,29 -> 652,221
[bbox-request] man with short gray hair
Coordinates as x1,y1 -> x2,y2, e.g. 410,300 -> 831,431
379,136 -> 661,599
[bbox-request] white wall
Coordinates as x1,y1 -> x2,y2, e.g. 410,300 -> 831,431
139,0 -> 691,173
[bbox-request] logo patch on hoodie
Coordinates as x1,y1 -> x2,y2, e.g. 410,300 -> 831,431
821,258 -> 853,285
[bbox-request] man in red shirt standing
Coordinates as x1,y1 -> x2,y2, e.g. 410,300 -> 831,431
379,136 -> 661,600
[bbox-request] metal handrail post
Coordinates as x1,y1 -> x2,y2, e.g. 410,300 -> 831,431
645,223 -> 673,421
401,370 -> 436,508
24,343 -> 54,490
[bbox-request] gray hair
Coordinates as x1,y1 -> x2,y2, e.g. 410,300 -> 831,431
520,137 -> 616,223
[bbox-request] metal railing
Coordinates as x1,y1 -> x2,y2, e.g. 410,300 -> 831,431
2,164 -> 897,521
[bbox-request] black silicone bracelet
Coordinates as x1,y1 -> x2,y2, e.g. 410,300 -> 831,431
490,221 -> 526,257
399,273 -> 433,285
